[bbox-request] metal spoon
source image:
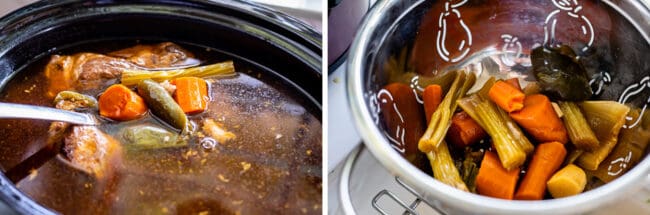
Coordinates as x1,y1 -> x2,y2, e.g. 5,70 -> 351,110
0,102 -> 98,125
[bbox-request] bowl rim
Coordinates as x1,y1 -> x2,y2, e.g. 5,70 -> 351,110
347,0 -> 650,213
0,0 -> 322,56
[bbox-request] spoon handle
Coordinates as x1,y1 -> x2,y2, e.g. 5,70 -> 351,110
0,102 -> 98,125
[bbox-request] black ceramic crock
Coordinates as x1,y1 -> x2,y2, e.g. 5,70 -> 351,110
0,0 -> 321,214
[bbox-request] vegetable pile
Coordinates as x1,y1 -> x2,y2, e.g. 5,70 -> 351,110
380,45 -> 650,200
79,61 -> 235,148
99,61 -> 233,120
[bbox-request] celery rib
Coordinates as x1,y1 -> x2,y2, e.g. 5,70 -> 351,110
121,61 -> 236,85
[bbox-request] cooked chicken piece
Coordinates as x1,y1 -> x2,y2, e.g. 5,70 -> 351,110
63,126 -> 121,179
202,119 -> 236,143
109,42 -> 197,69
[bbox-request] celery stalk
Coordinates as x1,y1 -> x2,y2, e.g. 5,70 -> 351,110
418,71 -> 476,152
577,101 -> 629,170
458,93 -> 532,170
460,149 -> 483,193
494,101 -> 534,155
588,109 -> 650,182
121,61 -> 236,85
578,137 -> 617,170
475,77 -> 533,155
565,149 -> 584,165
427,141 -> 469,191
457,95 -> 481,127
559,101 -> 599,151
477,77 -> 496,99
475,100 -> 526,170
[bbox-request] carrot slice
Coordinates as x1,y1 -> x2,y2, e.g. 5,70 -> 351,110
446,111 -> 487,147
423,84 -> 443,124
476,151 -> 520,200
172,77 -> 209,114
510,94 -> 569,144
99,84 -> 147,121
488,80 -> 525,113
514,141 -> 567,200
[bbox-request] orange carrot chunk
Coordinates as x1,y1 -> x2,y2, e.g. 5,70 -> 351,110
514,141 -> 567,200
488,80 -> 525,113
423,84 -> 443,124
476,151 -> 520,200
446,111 -> 487,147
172,77 -> 209,114
510,94 -> 569,144
99,84 -> 147,121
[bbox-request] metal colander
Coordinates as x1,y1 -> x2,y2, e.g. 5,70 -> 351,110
348,0 -> 650,214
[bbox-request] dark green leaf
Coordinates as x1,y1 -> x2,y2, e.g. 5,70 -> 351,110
531,45 -> 592,101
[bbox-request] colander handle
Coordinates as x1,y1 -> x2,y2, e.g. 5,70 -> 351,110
371,177 -> 448,215
339,144 -> 447,215
372,188 -> 421,215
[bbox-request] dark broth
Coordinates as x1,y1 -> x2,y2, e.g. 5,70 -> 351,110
0,41 -> 321,214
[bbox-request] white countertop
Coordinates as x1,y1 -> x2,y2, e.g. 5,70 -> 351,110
328,64 -> 362,172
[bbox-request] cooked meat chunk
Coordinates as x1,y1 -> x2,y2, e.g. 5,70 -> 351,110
45,42 -> 196,98
47,91 -> 98,149
202,119 -> 236,143
45,53 -> 135,97
109,42 -> 197,69
44,55 -> 75,98
74,53 -> 135,91
63,126 -> 121,179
